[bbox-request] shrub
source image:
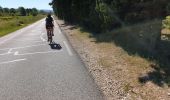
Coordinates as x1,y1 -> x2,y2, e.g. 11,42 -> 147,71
162,16 -> 170,29
167,3 -> 170,14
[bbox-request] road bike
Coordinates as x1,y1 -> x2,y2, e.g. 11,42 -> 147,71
47,27 -> 54,44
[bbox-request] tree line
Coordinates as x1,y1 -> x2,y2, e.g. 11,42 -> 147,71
50,0 -> 170,32
0,6 -> 42,16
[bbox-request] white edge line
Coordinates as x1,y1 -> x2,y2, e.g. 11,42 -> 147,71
0,33 -> 20,45
0,18 -> 46,46
63,41 -> 73,56
54,20 -> 62,35
0,58 -> 26,65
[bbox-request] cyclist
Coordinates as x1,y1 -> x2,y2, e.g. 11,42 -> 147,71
45,14 -> 54,44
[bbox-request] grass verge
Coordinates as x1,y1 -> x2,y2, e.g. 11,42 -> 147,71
0,15 -> 45,37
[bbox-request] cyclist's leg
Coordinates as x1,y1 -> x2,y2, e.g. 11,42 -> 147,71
47,29 -> 49,42
52,27 -> 54,36
49,28 -> 53,43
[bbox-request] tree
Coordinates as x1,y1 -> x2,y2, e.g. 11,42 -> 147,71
18,7 -> 26,16
50,0 -> 169,32
31,8 -> 38,16
3,8 -> 9,14
0,6 -> 3,16
0,6 -> 3,13
39,10 -> 47,15
25,8 -> 30,16
9,8 -> 16,15
167,3 -> 170,14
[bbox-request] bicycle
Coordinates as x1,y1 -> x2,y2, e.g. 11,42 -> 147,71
47,27 -> 54,44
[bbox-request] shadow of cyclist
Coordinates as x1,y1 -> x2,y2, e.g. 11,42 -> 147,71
49,42 -> 62,50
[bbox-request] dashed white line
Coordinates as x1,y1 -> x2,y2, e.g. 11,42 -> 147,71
15,50 -> 62,56
40,32 -> 46,42
0,53 -> 10,56
14,51 -> 19,55
13,40 -> 43,43
0,58 -> 26,65
0,32 -> 21,45
8,48 -> 13,53
63,41 -> 73,56
0,43 -> 46,51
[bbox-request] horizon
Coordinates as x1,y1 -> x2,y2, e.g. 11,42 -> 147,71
0,0 -> 53,10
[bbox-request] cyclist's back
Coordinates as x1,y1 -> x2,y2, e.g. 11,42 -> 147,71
46,14 -> 54,29
45,14 -> 54,44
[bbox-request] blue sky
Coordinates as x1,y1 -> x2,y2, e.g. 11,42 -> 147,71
0,0 -> 52,10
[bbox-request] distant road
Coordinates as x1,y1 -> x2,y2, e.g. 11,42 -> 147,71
0,19 -> 103,100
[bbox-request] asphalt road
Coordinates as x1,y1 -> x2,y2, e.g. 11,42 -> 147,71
0,18 -> 103,100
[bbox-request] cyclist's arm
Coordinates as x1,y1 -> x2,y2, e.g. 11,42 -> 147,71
52,18 -> 54,27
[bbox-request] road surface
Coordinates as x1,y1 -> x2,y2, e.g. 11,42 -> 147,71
0,18 -> 103,100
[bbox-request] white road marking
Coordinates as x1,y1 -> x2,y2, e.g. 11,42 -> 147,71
0,20 -> 42,45
55,22 -> 62,34
13,40 -> 43,43
0,53 -> 10,56
58,28 -> 62,34
30,41 -> 44,43
8,49 -> 13,53
14,51 -> 19,55
0,43 -> 46,51
18,38 -> 40,41
15,50 -> 62,56
0,58 -> 26,65
26,34 -> 41,36
40,33 -> 46,42
0,32 -> 21,45
63,41 -> 73,56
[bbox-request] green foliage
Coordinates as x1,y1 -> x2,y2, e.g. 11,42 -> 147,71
162,16 -> 170,29
51,0 -> 169,32
0,15 -> 45,37
31,8 -> 38,16
0,6 -> 3,13
3,8 -> 9,13
0,6 -> 41,16
18,7 -> 26,16
9,8 -> 16,16
167,3 -> 170,14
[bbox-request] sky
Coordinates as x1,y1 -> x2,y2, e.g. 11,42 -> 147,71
0,0 -> 52,10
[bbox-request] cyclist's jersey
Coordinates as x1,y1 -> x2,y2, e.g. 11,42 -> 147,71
45,17 -> 54,28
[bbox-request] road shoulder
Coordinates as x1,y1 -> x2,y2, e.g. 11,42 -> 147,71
54,18 -> 170,100
54,19 -> 130,100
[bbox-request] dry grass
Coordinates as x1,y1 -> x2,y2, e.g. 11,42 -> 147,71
57,18 -> 170,99
0,15 -> 45,37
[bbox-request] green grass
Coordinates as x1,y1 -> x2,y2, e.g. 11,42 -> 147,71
0,15 -> 45,37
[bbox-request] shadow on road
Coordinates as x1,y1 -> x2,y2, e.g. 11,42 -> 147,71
49,42 -> 62,50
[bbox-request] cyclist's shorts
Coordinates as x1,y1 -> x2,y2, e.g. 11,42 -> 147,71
46,24 -> 54,29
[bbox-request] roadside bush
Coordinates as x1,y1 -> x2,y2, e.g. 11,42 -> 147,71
162,16 -> 170,29
167,3 -> 170,14
16,20 -> 24,26
0,17 -> 13,20
87,2 -> 121,32
51,0 -> 169,32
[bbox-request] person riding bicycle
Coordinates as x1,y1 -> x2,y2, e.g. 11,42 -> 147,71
45,14 -> 54,43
